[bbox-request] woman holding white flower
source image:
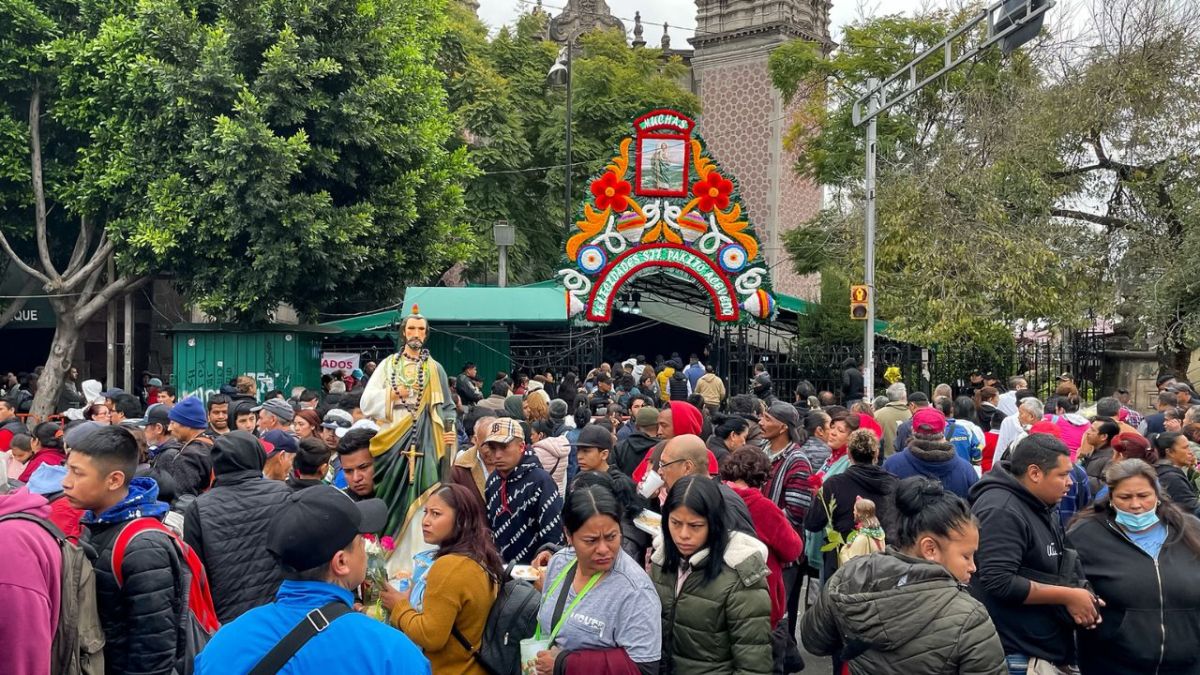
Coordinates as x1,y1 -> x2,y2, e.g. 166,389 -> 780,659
380,483 -> 502,675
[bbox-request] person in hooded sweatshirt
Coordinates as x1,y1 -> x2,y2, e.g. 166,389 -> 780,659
969,434 -> 1098,674
804,428 -> 898,578
64,426 -> 188,675
483,418 -> 564,564
883,408 -> 978,499
1046,393 -> 1090,460
0,487 -> 65,675
183,431 -> 293,622
802,477 -> 1006,675
631,401 -> 716,483
530,419 -> 571,495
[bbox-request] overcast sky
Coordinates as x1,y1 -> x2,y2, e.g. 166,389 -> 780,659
478,0 -> 924,42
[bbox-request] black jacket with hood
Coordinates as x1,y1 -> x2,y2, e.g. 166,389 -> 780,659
1155,462 -> 1200,517
804,464 -> 899,572
182,431 -> 292,622
613,430 -> 658,478
968,463 -> 1081,665
1067,512 -> 1200,675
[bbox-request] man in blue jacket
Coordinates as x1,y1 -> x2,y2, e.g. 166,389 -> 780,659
196,486 -> 429,674
883,407 -> 978,499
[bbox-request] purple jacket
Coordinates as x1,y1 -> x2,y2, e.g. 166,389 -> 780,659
0,488 -> 62,675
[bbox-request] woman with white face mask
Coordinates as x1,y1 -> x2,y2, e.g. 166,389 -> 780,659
1067,459 -> 1200,675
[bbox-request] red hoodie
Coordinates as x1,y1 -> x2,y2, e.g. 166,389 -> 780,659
632,402 -> 717,482
729,483 -> 802,626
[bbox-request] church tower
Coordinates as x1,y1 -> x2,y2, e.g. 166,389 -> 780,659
689,0 -> 832,300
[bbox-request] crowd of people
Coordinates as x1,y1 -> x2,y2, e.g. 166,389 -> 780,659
3,352 -> 1200,675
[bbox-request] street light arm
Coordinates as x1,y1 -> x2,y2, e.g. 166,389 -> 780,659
851,0 -> 1055,127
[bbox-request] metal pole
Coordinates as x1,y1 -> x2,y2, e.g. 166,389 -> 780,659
105,257 -> 116,389
564,43 -> 573,232
498,245 -> 508,288
863,78 -> 879,402
123,291 -> 133,391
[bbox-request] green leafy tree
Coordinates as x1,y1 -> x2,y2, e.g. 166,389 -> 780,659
770,6 -> 1118,345
443,11 -> 701,283
0,0 -> 473,416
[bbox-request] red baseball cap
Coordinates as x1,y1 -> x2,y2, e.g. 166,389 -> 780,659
912,408 -> 947,435
1029,420 -> 1062,437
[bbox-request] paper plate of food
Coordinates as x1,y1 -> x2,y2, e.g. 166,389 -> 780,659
510,565 -> 542,582
634,511 -> 662,535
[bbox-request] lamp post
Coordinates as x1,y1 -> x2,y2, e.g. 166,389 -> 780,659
547,41 -> 574,232
850,0 -> 1053,401
493,220 -> 515,287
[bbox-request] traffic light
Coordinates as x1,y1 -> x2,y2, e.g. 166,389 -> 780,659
995,0 -> 1047,54
850,284 -> 869,320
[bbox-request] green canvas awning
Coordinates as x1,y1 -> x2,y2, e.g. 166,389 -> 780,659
402,287 -> 569,323
322,286 -> 571,332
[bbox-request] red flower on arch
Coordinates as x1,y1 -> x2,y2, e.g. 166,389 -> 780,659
692,171 -> 734,212
591,171 -> 632,212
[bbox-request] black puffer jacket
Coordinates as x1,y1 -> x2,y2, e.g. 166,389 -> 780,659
183,431 -> 291,622
668,372 -> 690,401
82,480 -> 186,675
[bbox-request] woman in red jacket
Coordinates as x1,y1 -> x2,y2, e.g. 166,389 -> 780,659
720,445 -> 803,668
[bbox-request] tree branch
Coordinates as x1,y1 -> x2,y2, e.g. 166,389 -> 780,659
29,89 -> 61,284
0,275 -> 41,330
73,274 -> 151,325
63,232 -> 112,291
1051,207 -> 1128,229
0,228 -> 51,287
63,213 -> 94,278
1047,163 -> 1106,179
78,262 -> 105,307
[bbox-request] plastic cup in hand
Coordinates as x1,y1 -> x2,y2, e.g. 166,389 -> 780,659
639,470 -> 665,499
520,638 -> 551,675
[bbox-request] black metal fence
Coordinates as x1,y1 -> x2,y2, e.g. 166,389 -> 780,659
713,322 -> 1111,404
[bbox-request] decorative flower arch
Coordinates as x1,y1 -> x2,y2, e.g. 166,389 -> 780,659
558,109 -> 776,323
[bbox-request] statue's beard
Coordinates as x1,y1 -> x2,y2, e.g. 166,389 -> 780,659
405,338 -> 424,351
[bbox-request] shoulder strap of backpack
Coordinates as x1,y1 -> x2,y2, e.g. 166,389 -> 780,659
111,517 -> 221,633
0,512 -> 67,542
249,601 -> 351,675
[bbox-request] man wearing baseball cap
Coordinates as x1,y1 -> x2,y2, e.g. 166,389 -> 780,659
320,409 -> 354,452
882,408 -> 979,498
483,417 -> 564,564
254,398 -> 295,435
261,429 -> 298,482
195,486 -> 429,674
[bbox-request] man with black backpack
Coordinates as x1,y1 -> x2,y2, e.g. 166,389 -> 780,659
65,425 -> 206,675
196,486 -> 430,674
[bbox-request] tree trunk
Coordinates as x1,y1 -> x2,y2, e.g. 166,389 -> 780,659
29,316 -> 82,421
1170,345 -> 1193,380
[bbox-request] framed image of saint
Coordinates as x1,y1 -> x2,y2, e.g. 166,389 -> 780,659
635,137 -> 689,197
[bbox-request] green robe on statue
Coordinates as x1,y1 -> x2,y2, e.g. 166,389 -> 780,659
360,350 -> 457,573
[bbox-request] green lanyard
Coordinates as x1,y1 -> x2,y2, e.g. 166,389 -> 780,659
534,562 -> 603,643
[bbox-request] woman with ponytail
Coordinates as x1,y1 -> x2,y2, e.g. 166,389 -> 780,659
801,476 -> 1005,674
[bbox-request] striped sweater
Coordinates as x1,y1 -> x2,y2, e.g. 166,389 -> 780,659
486,454 -> 564,565
763,442 -> 817,534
